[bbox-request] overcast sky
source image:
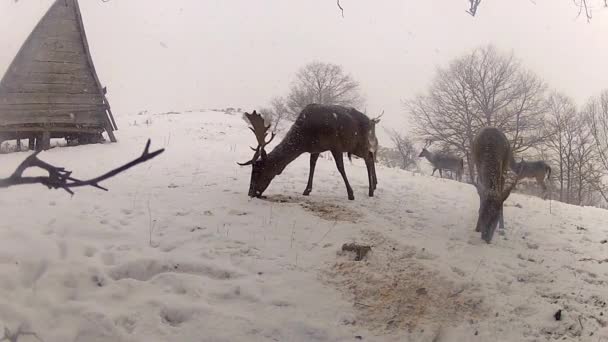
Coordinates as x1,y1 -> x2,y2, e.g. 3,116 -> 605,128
1,0 -> 607,133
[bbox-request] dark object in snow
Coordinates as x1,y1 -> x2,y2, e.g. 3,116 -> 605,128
554,309 -> 562,321
0,139 -> 164,193
238,105 -> 382,200
600,239 -> 607,244
342,243 -> 372,261
355,336 -> 363,340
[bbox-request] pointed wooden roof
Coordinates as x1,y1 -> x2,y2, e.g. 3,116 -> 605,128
0,0 -> 117,132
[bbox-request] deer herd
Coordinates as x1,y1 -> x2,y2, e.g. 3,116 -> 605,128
239,104 -> 552,243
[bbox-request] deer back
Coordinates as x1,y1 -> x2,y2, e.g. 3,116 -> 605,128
473,127 -> 511,193
432,154 -> 463,171
286,104 -> 376,157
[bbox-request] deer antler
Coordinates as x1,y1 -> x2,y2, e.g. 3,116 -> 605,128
423,139 -> 433,149
238,110 -> 276,166
372,110 -> 384,124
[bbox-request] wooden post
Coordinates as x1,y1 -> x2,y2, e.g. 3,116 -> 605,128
28,138 -> 35,150
41,131 -> 51,150
16,138 -> 22,150
106,126 -> 117,143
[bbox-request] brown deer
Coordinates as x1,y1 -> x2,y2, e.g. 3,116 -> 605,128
509,156 -> 551,192
238,104 -> 380,200
418,141 -> 464,181
472,127 -> 522,243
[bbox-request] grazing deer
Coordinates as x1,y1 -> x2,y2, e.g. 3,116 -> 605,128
418,141 -> 464,181
509,157 -> 551,192
238,104 -> 380,200
472,127 -> 521,243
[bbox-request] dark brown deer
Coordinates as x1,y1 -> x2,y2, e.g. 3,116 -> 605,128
238,104 -> 380,200
509,156 -> 551,192
418,141 -> 464,181
472,127 -> 522,243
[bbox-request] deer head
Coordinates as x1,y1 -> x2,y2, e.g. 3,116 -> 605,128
238,110 -> 276,198
418,140 -> 432,157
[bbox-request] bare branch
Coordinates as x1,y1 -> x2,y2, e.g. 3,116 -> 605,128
337,0 -> 344,18
467,0 -> 482,16
0,139 -> 164,193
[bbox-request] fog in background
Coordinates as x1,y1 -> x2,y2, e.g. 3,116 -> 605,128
1,0 -> 607,134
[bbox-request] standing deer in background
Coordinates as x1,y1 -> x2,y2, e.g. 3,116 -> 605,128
472,127 -> 522,243
418,141 -> 464,181
238,104 -> 381,200
510,156 -> 551,193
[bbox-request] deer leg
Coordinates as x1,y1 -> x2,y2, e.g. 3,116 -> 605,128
364,155 -> 375,197
432,168 -> 437,176
332,150 -> 354,200
303,153 -> 320,196
499,205 -> 505,229
369,152 -> 378,190
439,169 -> 443,178
372,158 -> 378,189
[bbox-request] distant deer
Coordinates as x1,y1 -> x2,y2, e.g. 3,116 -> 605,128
418,141 -> 464,181
238,104 -> 381,200
472,127 -> 522,243
509,156 -> 551,192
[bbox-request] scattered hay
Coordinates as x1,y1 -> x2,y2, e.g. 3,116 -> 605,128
322,231 -> 485,333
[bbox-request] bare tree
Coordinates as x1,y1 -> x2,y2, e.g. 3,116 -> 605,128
407,45 -> 547,182
285,62 -> 364,120
544,92 -> 578,202
585,90 -> 608,202
386,129 -> 417,170
466,0 -> 607,21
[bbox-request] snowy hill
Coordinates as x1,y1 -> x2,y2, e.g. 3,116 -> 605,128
0,110 -> 606,342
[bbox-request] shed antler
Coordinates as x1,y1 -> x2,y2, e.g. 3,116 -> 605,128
238,110 -> 275,166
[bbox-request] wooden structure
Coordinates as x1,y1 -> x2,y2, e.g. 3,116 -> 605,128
0,0 -> 117,151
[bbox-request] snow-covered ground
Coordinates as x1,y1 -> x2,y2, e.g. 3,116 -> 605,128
0,110 -> 606,342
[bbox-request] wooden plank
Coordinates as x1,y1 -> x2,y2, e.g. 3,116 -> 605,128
30,37 -> 85,55
0,103 -> 105,111
2,82 -> 98,94
0,112 -> 106,125
0,126 -> 103,134
27,61 -> 89,74
10,72 -> 94,85
33,30 -> 82,42
0,93 -> 103,106
34,50 -> 87,64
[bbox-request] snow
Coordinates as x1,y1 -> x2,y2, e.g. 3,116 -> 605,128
0,109 -> 607,341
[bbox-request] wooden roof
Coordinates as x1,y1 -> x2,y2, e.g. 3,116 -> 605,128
0,0 -> 117,132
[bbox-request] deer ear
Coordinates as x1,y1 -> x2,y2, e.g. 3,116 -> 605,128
252,110 -> 257,115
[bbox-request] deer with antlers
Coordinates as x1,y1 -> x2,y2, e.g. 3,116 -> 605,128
418,140 -> 464,181
238,104 -> 380,200
472,127 -> 522,243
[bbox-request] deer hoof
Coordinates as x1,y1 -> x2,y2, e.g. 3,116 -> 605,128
368,191 -> 374,197
348,194 -> 355,201
303,189 -> 311,196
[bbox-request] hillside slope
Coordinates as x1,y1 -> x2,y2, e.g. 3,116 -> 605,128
0,110 -> 606,342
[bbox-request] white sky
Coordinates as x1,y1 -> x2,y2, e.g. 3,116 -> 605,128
1,0 -> 607,133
